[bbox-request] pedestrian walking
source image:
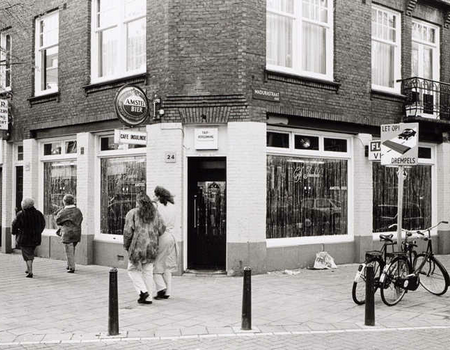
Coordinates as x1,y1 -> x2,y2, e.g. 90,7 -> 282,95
123,192 -> 166,304
153,186 -> 178,300
55,194 -> 83,273
11,198 -> 46,278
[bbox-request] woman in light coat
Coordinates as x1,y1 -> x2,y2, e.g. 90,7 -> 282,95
124,192 -> 165,304
153,186 -> 178,299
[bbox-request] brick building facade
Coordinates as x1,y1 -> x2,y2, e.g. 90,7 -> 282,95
1,0 -> 450,274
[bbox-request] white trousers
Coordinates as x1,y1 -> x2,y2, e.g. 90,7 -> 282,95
127,260 -> 155,296
154,271 -> 172,296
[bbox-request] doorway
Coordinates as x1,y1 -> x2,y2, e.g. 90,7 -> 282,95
188,157 -> 226,271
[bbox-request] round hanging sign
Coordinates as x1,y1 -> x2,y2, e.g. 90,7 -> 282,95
114,85 -> 149,126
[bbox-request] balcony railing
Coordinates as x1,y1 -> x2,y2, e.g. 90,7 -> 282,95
400,77 -> 450,121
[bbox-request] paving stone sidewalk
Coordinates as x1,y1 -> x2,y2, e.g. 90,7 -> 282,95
1,252 -> 450,346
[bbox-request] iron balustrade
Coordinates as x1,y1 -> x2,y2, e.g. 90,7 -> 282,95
400,77 -> 450,121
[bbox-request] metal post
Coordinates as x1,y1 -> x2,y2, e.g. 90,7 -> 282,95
364,265 -> 375,326
108,268 -> 119,336
396,165 -> 405,251
241,267 -> 252,330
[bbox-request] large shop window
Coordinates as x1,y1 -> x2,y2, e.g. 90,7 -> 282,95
373,163 -> 432,232
100,156 -> 146,235
43,161 -> 77,229
91,0 -> 146,83
266,0 -> 334,80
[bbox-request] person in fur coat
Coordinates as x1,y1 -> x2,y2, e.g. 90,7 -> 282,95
123,192 -> 166,304
55,194 -> 83,273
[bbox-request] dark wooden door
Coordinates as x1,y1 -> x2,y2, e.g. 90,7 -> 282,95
188,158 -> 226,270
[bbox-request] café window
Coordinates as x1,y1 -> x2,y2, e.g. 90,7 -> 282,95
266,130 -> 350,239
41,139 -> 77,229
100,156 -> 146,235
373,146 -> 433,232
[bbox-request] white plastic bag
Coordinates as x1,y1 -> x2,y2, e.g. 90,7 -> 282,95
313,251 -> 337,269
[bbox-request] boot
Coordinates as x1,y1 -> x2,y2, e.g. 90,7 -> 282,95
137,291 -> 152,304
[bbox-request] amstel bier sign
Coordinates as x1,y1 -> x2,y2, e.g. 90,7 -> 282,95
114,85 -> 149,126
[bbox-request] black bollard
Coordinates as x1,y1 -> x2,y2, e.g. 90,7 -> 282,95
108,268 -> 119,336
364,265 -> 375,326
241,266 -> 252,330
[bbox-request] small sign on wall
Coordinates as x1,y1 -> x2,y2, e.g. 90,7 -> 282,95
114,129 -> 147,145
194,128 -> 218,150
0,99 -> 8,131
165,152 -> 176,163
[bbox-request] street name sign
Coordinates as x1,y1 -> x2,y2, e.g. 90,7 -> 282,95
380,123 -> 418,166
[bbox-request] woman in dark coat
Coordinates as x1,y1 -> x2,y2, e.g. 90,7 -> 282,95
12,197 -> 46,278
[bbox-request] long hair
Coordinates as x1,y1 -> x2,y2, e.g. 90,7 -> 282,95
154,186 -> 174,206
136,193 -> 155,224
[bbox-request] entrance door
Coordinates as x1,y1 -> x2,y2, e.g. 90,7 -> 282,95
188,157 -> 226,270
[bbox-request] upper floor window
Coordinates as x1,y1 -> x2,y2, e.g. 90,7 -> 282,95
0,32 -> 11,91
266,0 -> 334,80
35,11 -> 59,96
371,5 -> 401,93
91,0 -> 146,83
412,20 -> 439,81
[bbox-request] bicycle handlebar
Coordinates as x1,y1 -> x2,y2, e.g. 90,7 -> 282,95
388,220 -> 449,237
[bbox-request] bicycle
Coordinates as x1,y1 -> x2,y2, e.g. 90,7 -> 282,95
380,221 -> 449,306
352,233 -> 397,305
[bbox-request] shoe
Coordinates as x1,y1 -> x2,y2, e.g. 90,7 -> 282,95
154,289 -> 170,300
138,291 -> 152,304
66,267 -> 70,270
26,273 -> 33,278
67,269 -> 75,273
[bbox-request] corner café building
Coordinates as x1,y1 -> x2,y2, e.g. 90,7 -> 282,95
1,83 -> 448,275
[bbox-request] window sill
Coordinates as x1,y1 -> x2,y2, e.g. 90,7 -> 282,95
28,92 -> 60,107
83,73 -> 148,96
371,89 -> 406,102
264,69 -> 341,93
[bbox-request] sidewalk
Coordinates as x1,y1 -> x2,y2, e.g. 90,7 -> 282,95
1,252 -> 450,346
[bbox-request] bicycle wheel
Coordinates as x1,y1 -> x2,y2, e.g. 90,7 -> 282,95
380,256 -> 409,306
414,254 -> 449,296
352,258 -> 382,305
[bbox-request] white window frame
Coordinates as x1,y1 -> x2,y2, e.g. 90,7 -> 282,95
266,127 -> 354,247
372,143 -> 437,237
95,132 -> 146,242
0,32 -> 12,91
412,19 -> 440,81
266,0 -> 334,81
371,5 -> 401,94
90,0 -> 147,84
38,137 -> 78,233
34,11 -> 59,96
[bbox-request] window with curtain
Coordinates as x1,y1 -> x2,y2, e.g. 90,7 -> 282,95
266,0 -> 333,80
373,163 -> 432,232
0,32 -> 11,91
267,155 -> 348,238
412,21 -> 439,80
371,5 -> 401,92
91,0 -> 146,83
43,161 -> 77,229
100,156 -> 146,235
35,12 -> 59,96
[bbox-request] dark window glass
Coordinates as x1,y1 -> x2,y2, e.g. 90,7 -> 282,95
101,136 -> 118,151
418,147 -> 431,159
266,155 -> 348,238
372,163 -> 431,232
44,143 -> 62,155
267,132 -> 289,148
65,141 -> 77,154
17,146 -> 23,161
324,138 -> 347,152
294,135 -> 319,150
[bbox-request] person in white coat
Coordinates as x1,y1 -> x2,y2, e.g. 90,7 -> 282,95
153,186 -> 178,299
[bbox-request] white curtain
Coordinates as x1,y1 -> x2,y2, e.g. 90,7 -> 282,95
127,18 -> 146,72
302,22 -> 325,74
372,41 -> 394,87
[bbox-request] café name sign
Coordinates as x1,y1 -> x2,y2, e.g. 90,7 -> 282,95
0,99 -> 8,131
114,85 -> 149,126
114,129 -> 147,146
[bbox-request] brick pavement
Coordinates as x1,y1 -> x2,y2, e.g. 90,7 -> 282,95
1,252 -> 450,349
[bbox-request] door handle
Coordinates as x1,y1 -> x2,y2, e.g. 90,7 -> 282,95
193,196 -> 197,228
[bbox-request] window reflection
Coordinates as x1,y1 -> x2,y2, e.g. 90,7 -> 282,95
267,155 -> 348,238
43,161 -> 77,228
101,156 -> 146,235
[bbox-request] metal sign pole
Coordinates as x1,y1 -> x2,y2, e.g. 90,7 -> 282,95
396,165 -> 404,251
